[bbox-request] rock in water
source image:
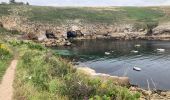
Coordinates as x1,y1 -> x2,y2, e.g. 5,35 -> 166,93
65,41 -> 72,46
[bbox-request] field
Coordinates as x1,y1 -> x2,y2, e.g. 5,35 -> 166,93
23,6 -> 165,24
0,5 -> 170,24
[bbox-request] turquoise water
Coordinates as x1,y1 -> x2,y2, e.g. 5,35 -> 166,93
55,39 -> 170,90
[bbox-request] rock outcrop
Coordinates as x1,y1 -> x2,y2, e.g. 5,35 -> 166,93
1,6 -> 170,46
153,23 -> 170,35
77,67 -> 170,99
77,67 -> 130,86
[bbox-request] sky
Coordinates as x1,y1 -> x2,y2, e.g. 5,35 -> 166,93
1,0 -> 170,6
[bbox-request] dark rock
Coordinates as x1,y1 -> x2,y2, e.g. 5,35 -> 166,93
45,30 -> 56,39
67,31 -> 77,38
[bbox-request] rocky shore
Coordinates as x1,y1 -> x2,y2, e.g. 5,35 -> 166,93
1,6 -> 170,47
77,67 -> 170,100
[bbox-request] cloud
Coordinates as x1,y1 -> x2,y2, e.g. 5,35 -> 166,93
1,0 -> 170,6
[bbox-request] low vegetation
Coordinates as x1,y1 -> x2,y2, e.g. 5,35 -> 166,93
9,40 -> 140,100
0,27 -> 13,81
23,6 -> 164,24
0,43 -> 12,81
0,4 -> 11,17
0,4 -> 168,25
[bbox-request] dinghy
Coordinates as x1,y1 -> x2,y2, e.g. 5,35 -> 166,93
105,52 -> 110,55
131,50 -> 138,53
156,48 -> 165,52
135,44 -> 141,47
133,67 -> 141,71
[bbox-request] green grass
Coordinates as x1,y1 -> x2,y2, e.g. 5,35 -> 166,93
0,25 -> 15,82
121,7 -> 164,22
0,58 -> 11,81
0,4 -> 11,17
11,40 -> 140,100
0,4 -> 169,24
0,43 -> 12,81
18,6 -> 165,24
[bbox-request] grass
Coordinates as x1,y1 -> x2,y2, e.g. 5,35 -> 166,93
0,4 -> 169,25
7,5 -> 165,24
0,26 -> 15,81
0,42 -> 12,81
0,4 -> 11,17
10,40 -> 140,100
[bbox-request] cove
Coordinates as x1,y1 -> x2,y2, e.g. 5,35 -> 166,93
55,39 -> 170,90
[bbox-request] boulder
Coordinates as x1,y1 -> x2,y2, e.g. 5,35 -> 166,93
45,30 -> 56,39
64,41 -> 72,46
77,67 -> 130,86
71,25 -> 79,31
152,24 -> 170,35
67,31 -> 77,38
27,33 -> 38,40
37,34 -> 47,41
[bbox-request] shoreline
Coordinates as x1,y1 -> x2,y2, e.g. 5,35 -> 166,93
76,66 -> 170,99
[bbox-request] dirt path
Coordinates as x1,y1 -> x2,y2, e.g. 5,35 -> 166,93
0,59 -> 18,100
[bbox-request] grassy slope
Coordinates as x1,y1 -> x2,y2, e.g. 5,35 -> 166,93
9,40 -> 140,100
0,4 -> 11,17
20,6 -> 166,24
1,5 -> 169,24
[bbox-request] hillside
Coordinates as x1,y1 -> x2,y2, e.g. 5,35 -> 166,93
1,5 -> 170,42
0,5 -> 167,24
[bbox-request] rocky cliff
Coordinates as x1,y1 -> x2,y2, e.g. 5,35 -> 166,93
1,6 -> 170,46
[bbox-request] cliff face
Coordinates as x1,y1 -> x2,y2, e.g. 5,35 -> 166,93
0,15 -> 147,39
1,5 -> 170,43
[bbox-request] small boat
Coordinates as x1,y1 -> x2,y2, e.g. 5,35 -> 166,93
133,67 -> 141,71
105,52 -> 110,55
135,44 -> 141,47
156,48 -> 165,52
131,50 -> 138,53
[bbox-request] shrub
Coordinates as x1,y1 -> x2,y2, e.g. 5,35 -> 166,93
0,43 -> 12,81
0,43 -> 11,60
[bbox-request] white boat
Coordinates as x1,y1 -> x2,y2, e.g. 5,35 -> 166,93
135,44 -> 141,47
156,48 -> 165,52
105,52 -> 110,55
131,50 -> 138,53
133,67 -> 141,71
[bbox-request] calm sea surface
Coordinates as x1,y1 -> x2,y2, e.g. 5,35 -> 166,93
55,39 -> 170,90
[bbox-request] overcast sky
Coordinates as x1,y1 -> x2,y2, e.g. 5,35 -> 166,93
1,0 -> 170,6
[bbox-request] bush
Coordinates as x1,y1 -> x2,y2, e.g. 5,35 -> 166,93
0,43 -> 11,60
9,40 -> 45,51
0,43 -> 12,81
